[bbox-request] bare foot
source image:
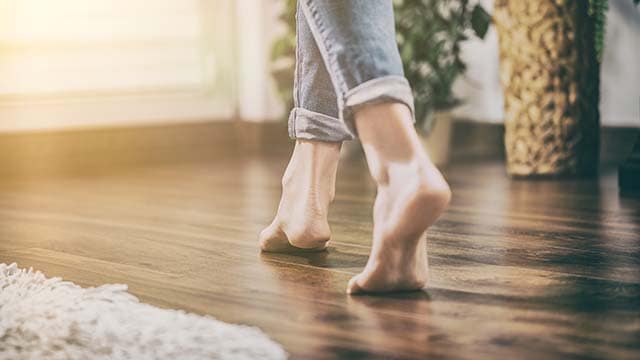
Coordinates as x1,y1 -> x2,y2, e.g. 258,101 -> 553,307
347,103 -> 451,294
259,140 -> 341,252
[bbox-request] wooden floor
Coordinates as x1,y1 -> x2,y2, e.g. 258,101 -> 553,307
1,154 -> 639,359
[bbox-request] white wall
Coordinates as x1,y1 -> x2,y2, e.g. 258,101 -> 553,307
235,0 -> 285,122
1,0 -> 635,132
453,0 -> 640,127
599,0 -> 640,127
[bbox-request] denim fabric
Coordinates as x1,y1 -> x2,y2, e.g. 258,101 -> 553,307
289,0 -> 415,142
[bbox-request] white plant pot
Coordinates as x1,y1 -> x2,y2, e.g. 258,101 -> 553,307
419,111 -> 454,166
340,111 -> 454,164
340,139 -> 362,160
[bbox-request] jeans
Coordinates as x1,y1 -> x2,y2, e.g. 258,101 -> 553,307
289,0 -> 415,142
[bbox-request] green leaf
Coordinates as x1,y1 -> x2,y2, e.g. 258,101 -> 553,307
400,42 -> 414,63
433,39 -> 446,57
270,36 -> 294,61
470,4 -> 491,39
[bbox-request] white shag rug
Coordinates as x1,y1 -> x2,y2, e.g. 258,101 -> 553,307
0,263 -> 287,360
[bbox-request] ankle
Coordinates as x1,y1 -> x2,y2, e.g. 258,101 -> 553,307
280,139 -> 341,211
295,140 -> 341,159
375,157 -> 451,209
283,140 -> 340,181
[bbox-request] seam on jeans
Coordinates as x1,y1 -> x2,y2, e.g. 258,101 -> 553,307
291,107 -> 354,142
344,75 -> 411,103
295,107 -> 341,124
299,1 -> 348,100
288,108 -> 296,138
343,75 -> 416,123
292,1 -> 302,137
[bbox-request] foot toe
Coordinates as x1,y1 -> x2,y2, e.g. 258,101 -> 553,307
346,274 -> 365,295
288,237 -> 330,251
258,223 -> 290,252
346,270 -> 427,295
260,223 -> 329,253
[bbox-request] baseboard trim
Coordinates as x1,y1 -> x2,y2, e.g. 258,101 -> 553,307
0,120 -> 290,177
449,120 -> 639,166
0,119 -> 635,177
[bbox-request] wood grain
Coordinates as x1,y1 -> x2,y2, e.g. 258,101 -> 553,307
0,155 -> 638,359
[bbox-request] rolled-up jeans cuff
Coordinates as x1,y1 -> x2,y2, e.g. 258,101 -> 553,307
288,107 -> 355,142
341,75 -> 416,135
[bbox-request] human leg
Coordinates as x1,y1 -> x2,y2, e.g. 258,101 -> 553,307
259,1 -> 349,252
297,0 -> 451,293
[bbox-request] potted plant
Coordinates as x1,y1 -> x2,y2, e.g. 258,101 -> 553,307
494,0 -> 598,176
271,0 -> 490,163
395,0 -> 490,164
493,0 -> 638,177
270,0 -> 297,116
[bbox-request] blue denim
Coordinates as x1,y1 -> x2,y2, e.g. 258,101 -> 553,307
289,0 -> 415,142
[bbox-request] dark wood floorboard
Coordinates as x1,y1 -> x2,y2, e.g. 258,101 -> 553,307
1,155 -> 639,359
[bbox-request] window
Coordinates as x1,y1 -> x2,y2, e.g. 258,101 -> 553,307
0,0 -> 236,131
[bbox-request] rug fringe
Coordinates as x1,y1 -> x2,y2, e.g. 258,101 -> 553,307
0,262 -> 287,360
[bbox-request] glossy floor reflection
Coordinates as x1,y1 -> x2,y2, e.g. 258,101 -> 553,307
0,156 -> 638,359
